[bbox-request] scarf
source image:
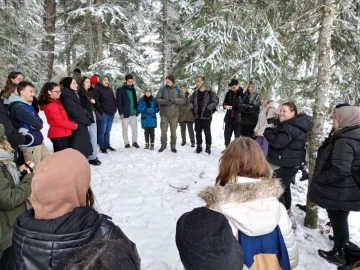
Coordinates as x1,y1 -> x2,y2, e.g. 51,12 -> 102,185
335,106 -> 360,132
0,149 -> 20,185
144,95 -> 152,108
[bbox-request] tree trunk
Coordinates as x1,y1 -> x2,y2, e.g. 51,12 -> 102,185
304,0 -> 335,228
109,24 -> 115,57
42,0 -> 56,82
96,0 -> 103,62
87,0 -> 94,65
161,0 -> 168,80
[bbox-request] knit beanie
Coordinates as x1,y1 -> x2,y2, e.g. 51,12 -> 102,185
176,207 -> 244,270
90,75 -> 99,85
0,124 -> 5,137
144,88 -> 152,93
30,149 -> 91,220
99,74 -> 109,85
166,74 -> 175,85
62,77 -> 73,89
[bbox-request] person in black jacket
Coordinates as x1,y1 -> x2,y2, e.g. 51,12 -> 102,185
189,76 -> 219,155
223,79 -> 243,148
236,81 -> 260,138
264,102 -> 312,211
92,74 -> 117,153
60,77 -> 93,157
10,149 -> 140,270
310,105 -> 360,266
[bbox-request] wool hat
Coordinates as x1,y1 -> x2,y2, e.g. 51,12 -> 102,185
144,88 -> 152,93
176,207 -> 244,270
99,74 -> 109,85
30,149 -> 91,220
228,79 -> 239,86
0,124 -> 5,137
166,74 -> 175,85
90,75 -> 99,85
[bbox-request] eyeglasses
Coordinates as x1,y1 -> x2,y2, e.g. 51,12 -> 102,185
51,90 -> 62,94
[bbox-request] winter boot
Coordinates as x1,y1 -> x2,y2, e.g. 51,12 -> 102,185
125,144 -> 132,149
132,142 -> 140,148
318,247 -> 345,266
144,143 -> 149,150
191,142 -> 195,147
195,145 -> 202,154
106,146 -> 116,151
100,147 -> 108,154
171,146 -> 177,153
158,145 -> 166,152
150,143 -> 154,150
205,144 -> 211,154
181,141 -> 186,146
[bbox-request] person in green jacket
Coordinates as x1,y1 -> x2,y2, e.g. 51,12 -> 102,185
0,123 -> 32,268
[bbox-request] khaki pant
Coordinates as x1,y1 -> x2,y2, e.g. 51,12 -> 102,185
20,142 -> 50,171
179,121 -> 195,144
121,115 -> 138,145
160,116 -> 178,147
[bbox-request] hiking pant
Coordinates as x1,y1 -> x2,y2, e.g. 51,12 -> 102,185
20,142 -> 50,171
144,127 -> 155,143
121,115 -> 138,145
160,116 -> 178,147
88,111 -> 98,160
224,117 -> 241,146
274,167 -> 299,211
241,124 -> 256,139
327,210 -> 350,251
195,119 -> 212,145
51,137 -> 70,153
256,136 -> 269,157
179,121 -> 195,144
98,113 -> 114,148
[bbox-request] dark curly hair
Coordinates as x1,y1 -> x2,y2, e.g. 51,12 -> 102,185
38,82 -> 60,105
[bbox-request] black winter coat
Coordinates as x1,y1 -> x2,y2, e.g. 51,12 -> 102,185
189,90 -> 219,120
310,126 -> 360,211
11,207 -> 140,270
223,89 -> 243,124
116,84 -> 138,118
92,83 -> 116,115
236,90 -> 260,126
60,88 -> 93,157
0,101 -> 25,148
264,114 -> 312,168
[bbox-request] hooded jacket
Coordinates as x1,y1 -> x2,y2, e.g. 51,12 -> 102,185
264,115 -> 312,168
92,82 -> 116,115
11,149 -> 140,269
254,102 -> 278,136
310,125 -> 360,212
199,177 -> 299,269
137,95 -> 159,129
155,85 -> 186,118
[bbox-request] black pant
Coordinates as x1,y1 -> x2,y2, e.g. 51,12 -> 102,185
51,137 -> 70,152
224,117 -> 241,146
0,246 -> 13,270
195,119 -> 212,145
241,124 -> 256,139
144,128 -> 155,143
327,210 -> 350,250
274,167 -> 299,211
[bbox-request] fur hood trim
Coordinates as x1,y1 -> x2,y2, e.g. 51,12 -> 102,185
199,177 -> 284,207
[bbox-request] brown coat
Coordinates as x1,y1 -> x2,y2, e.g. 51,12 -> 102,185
178,93 -> 194,123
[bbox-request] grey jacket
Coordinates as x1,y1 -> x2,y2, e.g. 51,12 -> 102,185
155,85 -> 185,118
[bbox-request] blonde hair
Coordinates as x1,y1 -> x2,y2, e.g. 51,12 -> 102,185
0,136 -> 12,152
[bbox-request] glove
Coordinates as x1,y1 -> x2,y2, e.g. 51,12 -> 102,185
147,108 -> 154,114
18,128 -> 29,136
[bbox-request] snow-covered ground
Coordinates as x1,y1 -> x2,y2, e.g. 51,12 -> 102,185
40,110 -> 360,270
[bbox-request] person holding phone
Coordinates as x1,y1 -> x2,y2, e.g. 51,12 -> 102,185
0,124 -> 32,268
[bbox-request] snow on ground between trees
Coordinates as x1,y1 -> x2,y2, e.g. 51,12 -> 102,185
40,110 -> 360,270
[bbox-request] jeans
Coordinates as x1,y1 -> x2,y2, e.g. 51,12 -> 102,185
88,111 -> 98,160
98,113 -> 115,148
274,167 -> 299,211
256,136 -> 269,157
224,117 -> 241,146
144,127 -> 155,143
50,137 -> 70,152
195,119 -> 212,145
327,210 -> 350,251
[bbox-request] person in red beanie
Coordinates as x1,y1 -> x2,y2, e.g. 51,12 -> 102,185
90,75 -> 99,88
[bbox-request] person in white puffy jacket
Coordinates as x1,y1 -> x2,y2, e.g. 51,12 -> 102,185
200,137 -> 299,270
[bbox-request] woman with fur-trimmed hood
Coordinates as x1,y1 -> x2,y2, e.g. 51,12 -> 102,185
199,137 -> 299,270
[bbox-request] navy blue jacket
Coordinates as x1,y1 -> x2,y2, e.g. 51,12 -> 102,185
264,115 -> 312,168
116,84 -> 138,118
137,96 -> 159,129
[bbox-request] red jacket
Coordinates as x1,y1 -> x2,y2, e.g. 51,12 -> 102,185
40,99 -> 77,138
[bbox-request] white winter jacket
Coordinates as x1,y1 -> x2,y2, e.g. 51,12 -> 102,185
199,177 -> 299,269
254,102 -> 278,136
